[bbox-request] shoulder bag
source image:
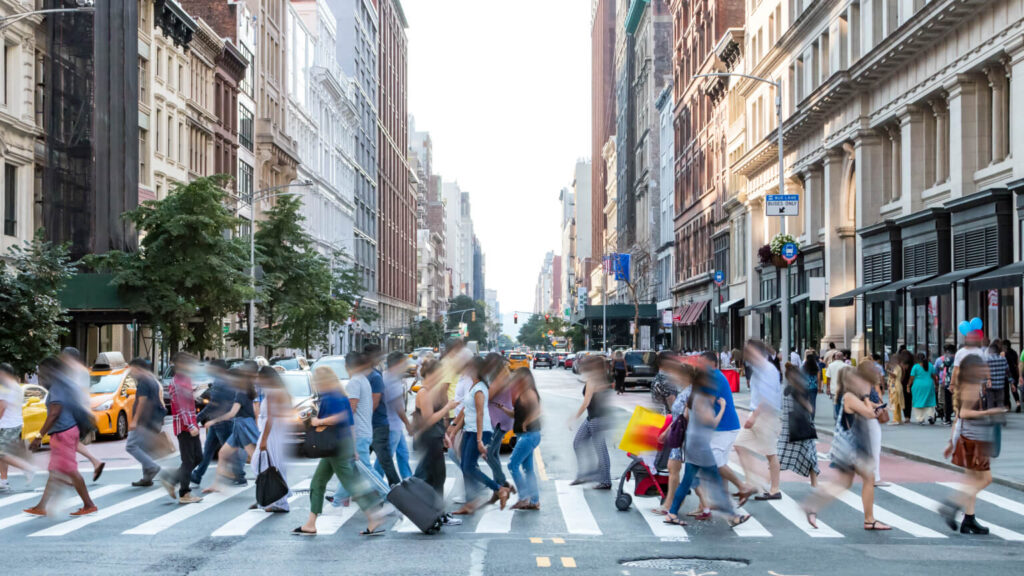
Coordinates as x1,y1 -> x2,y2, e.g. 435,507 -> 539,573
300,421 -> 340,459
255,451 -> 289,506
828,396 -> 858,468
787,393 -> 817,442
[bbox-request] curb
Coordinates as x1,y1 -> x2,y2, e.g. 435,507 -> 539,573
734,401 -> 1024,493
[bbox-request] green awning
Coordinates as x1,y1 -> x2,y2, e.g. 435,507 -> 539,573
829,282 -> 887,308
580,303 -> 659,322
624,0 -> 649,35
59,273 -> 130,311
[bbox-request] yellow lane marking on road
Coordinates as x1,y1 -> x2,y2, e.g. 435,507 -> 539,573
530,537 -> 543,544
561,557 -> 577,568
551,537 -> 565,544
537,557 -> 552,568
535,448 -> 549,481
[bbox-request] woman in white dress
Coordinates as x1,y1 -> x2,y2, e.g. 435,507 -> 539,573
252,366 -> 294,512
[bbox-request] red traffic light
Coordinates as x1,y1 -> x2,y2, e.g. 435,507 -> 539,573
544,314 -> 550,322
514,313 -> 518,324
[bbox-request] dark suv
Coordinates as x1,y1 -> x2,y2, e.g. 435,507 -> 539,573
624,350 -> 658,388
533,352 -> 554,369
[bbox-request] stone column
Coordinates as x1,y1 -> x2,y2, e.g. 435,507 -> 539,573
746,197 -> 762,338
823,148 -> 854,348
801,165 -> 824,243
1010,42 -> 1024,181
883,122 -> 901,204
930,96 -> 949,185
945,74 -> 981,200
984,60 -> 1010,164
899,105 -> 927,213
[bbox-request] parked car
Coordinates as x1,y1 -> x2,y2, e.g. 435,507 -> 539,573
21,384 -> 49,444
623,350 -> 658,388
533,352 -> 555,369
280,370 -> 317,421
563,354 -> 576,370
309,355 -> 349,382
554,352 -> 568,367
88,370 -> 136,440
270,355 -> 309,371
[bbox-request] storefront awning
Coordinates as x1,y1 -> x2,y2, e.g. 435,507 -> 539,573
828,282 -> 887,308
739,299 -> 779,317
864,275 -> 935,304
909,266 -> 997,299
789,293 -> 809,305
968,261 -> 1024,292
679,300 -> 709,326
716,297 -> 745,315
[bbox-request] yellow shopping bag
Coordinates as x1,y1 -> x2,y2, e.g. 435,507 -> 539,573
618,406 -> 667,455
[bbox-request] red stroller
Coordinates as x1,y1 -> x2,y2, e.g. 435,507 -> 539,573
615,442 -> 672,511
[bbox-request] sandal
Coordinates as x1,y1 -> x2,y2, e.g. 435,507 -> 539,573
92,462 -> 106,482
736,488 -> 757,507
805,511 -> 818,529
694,511 -> 712,521
662,515 -> 688,526
70,506 -> 98,516
864,521 -> 891,531
754,492 -> 781,501
652,508 -> 668,516
729,514 -> 752,527
291,527 -> 317,536
360,527 -> 386,536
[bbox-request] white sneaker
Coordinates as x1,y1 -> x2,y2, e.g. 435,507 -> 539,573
0,479 -> 9,492
442,513 -> 462,526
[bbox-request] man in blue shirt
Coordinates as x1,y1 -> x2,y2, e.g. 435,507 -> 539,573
364,345 -> 401,486
191,360 -> 247,486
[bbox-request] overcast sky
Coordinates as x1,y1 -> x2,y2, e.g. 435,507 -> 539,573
403,0 -> 592,339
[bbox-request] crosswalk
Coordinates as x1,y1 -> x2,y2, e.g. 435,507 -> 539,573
1,474 -> 1021,542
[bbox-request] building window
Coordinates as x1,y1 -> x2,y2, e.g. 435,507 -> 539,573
238,160 -> 253,204
139,57 -> 148,102
239,44 -> 254,97
239,105 -> 254,150
155,109 -> 162,154
156,47 -> 162,78
166,113 -> 173,160
3,164 -> 15,236
139,129 -> 149,185
3,45 -> 12,107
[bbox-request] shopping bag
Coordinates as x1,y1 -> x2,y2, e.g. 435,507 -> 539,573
151,430 -> 177,459
618,406 -> 666,454
255,451 -> 289,507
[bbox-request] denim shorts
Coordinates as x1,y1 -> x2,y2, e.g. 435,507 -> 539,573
227,418 -> 259,448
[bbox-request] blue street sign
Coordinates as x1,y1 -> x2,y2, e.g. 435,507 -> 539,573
713,270 -> 725,285
613,253 -> 631,282
782,242 -> 799,261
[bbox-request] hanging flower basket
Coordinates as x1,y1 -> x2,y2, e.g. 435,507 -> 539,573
770,253 -> 790,268
758,233 -> 799,268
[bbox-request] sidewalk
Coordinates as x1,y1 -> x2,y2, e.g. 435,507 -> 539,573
731,387 -> 1024,491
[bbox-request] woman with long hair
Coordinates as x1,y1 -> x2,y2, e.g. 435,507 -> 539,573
803,365 -> 891,531
941,354 -> 1005,534
801,351 -> 821,417
507,368 -> 542,510
886,354 -> 906,426
252,365 -> 294,512
856,359 -> 888,487
569,355 -> 613,489
777,363 -> 819,487
449,356 -> 509,514
202,366 -> 260,494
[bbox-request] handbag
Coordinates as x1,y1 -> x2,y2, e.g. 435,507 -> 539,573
255,451 -> 289,506
876,406 -> 890,424
788,403 -> 817,442
828,397 -> 859,468
300,422 -> 339,458
665,412 -> 687,449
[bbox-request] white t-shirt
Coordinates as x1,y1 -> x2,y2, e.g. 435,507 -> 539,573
953,346 -> 984,368
748,358 -> 782,413
789,351 -> 802,366
0,384 -> 24,429
827,360 -> 846,396
345,374 -> 373,440
453,375 -> 472,416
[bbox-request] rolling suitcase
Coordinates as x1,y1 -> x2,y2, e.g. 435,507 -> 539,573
386,477 -> 445,534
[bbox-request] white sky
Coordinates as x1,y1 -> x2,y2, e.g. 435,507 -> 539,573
403,0 -> 592,338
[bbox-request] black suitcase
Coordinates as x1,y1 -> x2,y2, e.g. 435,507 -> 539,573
386,477 -> 445,534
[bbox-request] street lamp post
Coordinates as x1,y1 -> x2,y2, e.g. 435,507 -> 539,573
232,180 -> 314,359
693,72 -> 789,360
0,3 -> 95,32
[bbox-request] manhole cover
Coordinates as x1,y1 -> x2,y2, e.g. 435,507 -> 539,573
620,557 -> 750,571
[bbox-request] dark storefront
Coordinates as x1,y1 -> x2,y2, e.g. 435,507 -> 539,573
786,246 -> 825,355
578,304 -> 660,350
857,221 -> 901,358
739,267 -> 780,351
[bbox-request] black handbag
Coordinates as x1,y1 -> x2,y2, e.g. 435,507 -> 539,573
788,391 -> 817,442
300,422 -> 340,458
255,451 -> 289,507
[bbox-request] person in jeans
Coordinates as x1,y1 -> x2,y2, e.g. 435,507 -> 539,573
0,363 -> 34,491
485,353 -> 513,494
450,356 -> 509,514
202,364 -> 259,493
159,353 -> 202,504
507,368 -> 541,510
24,358 -> 97,516
331,351 -> 386,506
125,358 -> 166,487
935,345 -> 956,425
364,344 -> 400,487
192,360 -> 247,486
376,352 -> 413,481
294,364 -> 391,536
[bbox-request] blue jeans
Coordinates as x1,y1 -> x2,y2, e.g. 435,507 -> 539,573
486,424 -> 508,486
333,436 -> 386,503
461,431 -> 500,501
669,462 -> 734,517
374,427 -> 412,480
192,422 -> 244,485
507,431 -> 540,504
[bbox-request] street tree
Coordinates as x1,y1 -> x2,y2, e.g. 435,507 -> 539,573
87,175 -> 251,355
446,295 -> 488,344
409,319 -> 444,349
0,230 -> 74,377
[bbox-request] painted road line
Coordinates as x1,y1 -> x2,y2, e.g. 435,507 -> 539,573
0,484 -> 126,532
938,483 -> 1024,518
316,502 -> 359,535
725,462 -> 840,538
474,506 -> 515,533
881,483 -> 1024,542
210,479 -> 312,537
123,484 -> 249,535
29,488 -> 167,537
635,501 -> 688,541
536,557 -> 551,568
395,477 -> 456,533
731,505 -> 772,538
561,557 -> 577,568
552,537 -> 565,544
0,492 -> 39,510
835,490 -> 945,538
535,448 -> 549,482
530,537 -> 543,543
555,480 -> 601,536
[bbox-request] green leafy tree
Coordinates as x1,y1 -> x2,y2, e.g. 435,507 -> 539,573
495,334 -> 516,351
410,319 -> 444,349
0,231 -> 74,377
446,295 -> 488,345
517,314 -> 574,350
87,175 -> 251,355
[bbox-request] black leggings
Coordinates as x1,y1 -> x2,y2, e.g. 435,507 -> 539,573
176,432 -> 202,497
413,432 -> 446,496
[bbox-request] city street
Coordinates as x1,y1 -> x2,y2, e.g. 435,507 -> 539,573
1,368 -> 1023,576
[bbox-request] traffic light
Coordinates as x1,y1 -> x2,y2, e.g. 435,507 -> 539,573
514,313 -> 518,324
471,310 -> 476,322
544,314 -> 550,323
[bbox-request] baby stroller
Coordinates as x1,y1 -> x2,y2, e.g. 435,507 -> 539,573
615,442 -> 672,511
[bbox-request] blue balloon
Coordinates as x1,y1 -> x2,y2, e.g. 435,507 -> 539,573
970,317 -> 983,331
958,321 -> 971,336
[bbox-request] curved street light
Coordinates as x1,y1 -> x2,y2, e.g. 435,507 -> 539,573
0,3 -> 95,32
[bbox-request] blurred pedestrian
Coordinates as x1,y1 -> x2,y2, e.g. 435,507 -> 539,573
803,365 -> 889,530
801,351 -> 821,417
192,359 -> 247,486
998,338 -> 1021,412
654,360 -> 691,516
777,363 -> 819,486
251,365 -> 293,512
125,358 -> 166,487
159,353 -> 202,503
885,354 -> 906,426
330,351 -> 386,506
935,345 -> 956,425
0,363 -> 34,490
507,368 -> 542,510
202,364 -> 259,493
378,352 -> 413,481
984,342 -> 1011,411
24,358 -> 97,516
364,344 -> 401,487
733,340 -> 782,504
941,354 -> 1006,534
910,352 -> 938,425
857,359 -> 888,486
569,355 -> 613,489
449,357 -> 509,514
294,362 -> 391,536
611,351 -> 627,395
60,347 -> 106,481
650,351 -> 680,414
412,356 -> 462,526
483,353 -> 514,495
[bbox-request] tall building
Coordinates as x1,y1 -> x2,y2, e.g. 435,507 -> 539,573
443,180 -> 465,294
591,0 -> 617,278
551,254 -> 563,316
534,251 -> 555,314
572,159 -> 593,294
330,0 -> 380,341
376,0 -> 417,348
460,189 -> 475,297
410,118 -> 446,321
560,185 -> 575,313
472,235 -> 485,302
655,83 -> 675,349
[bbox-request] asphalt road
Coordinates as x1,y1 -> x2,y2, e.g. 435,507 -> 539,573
2,367 -> 1023,576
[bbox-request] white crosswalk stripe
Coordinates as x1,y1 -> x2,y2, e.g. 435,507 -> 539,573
724,462 -> 840,538
938,483 -> 1024,518
315,503 -> 358,535
0,484 -> 127,532
473,506 -> 515,533
881,483 -> 1024,542
395,477 -> 455,533
123,484 -> 250,535
210,479 -> 312,537
555,480 -> 601,535
0,492 -> 39,510
731,505 -> 772,537
29,488 -> 167,537
636,503 -> 688,541
835,490 -> 945,538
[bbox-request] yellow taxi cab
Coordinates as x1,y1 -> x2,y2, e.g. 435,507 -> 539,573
21,384 -> 49,444
88,367 -> 137,440
507,352 -> 530,371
